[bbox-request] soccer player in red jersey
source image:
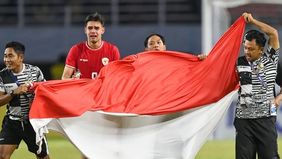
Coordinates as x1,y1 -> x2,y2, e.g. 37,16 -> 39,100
61,12 -> 120,159
62,12 -> 120,79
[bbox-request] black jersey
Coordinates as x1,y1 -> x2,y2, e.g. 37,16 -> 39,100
0,64 -> 45,120
236,47 -> 279,118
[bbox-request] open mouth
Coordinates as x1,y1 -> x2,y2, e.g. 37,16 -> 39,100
89,34 -> 97,38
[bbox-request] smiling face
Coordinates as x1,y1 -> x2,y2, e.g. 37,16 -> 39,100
243,39 -> 263,62
84,21 -> 105,48
145,35 -> 166,51
4,47 -> 23,73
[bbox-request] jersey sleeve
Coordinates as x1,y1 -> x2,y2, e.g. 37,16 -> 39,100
35,66 -> 46,82
66,45 -> 79,69
266,46 -> 279,64
112,45 -> 120,60
0,76 -> 5,93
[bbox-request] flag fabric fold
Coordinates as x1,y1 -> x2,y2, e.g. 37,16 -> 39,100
29,17 -> 245,159
30,17 -> 245,118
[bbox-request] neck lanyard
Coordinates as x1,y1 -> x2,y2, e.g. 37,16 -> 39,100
250,62 -> 267,88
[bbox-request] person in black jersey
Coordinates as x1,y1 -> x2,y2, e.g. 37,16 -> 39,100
0,41 -> 50,159
235,12 -> 280,159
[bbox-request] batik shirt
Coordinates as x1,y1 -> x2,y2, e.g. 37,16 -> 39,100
0,64 -> 45,120
236,47 -> 279,118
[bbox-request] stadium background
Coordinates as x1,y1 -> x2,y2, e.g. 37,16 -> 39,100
1,0 -> 282,158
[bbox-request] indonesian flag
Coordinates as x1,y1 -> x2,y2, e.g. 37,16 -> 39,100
30,17 -> 245,159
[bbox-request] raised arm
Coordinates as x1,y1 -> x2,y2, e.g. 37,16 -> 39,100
242,12 -> 279,50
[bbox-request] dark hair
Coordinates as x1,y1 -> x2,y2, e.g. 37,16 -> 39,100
5,41 -> 25,54
144,33 -> 166,48
244,30 -> 266,48
84,12 -> 105,26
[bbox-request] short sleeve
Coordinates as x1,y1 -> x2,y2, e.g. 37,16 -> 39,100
36,67 -> 45,82
0,76 -> 5,93
266,46 -> 279,65
66,45 -> 79,69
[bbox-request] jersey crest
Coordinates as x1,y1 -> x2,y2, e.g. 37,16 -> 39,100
102,57 -> 109,66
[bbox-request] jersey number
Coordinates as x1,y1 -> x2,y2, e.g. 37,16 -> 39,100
92,72 -> 98,79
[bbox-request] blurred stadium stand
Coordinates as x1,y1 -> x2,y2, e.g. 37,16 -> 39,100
0,0 -> 201,26
228,3 -> 282,26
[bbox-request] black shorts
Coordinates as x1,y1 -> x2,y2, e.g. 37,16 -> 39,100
0,116 -> 49,157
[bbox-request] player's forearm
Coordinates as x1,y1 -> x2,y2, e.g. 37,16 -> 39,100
0,94 -> 14,106
251,19 -> 279,49
251,19 -> 277,36
61,74 -> 72,80
243,12 -> 279,49
61,66 -> 75,79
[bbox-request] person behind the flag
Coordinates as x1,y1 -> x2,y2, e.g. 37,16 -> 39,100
235,12 -> 280,159
61,12 -> 120,79
144,33 -> 207,60
61,12 -> 120,159
144,33 -> 167,51
0,41 -> 50,159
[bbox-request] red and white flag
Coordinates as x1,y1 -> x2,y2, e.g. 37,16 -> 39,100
30,17 -> 245,159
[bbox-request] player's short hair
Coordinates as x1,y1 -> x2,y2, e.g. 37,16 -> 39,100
244,30 -> 266,48
85,12 -> 105,26
5,41 -> 25,54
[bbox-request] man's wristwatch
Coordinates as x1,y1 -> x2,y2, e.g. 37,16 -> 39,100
10,90 -> 15,97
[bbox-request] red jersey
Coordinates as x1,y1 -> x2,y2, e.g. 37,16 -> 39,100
66,41 -> 120,79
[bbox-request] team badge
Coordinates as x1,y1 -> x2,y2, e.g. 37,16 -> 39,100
102,57 -> 109,66
258,63 -> 264,69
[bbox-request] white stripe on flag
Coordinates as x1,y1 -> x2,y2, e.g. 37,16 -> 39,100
30,90 -> 237,159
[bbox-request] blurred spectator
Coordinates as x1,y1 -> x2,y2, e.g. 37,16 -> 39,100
50,53 -> 66,80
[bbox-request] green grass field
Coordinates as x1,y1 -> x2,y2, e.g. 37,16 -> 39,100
10,135 -> 282,159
